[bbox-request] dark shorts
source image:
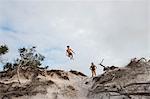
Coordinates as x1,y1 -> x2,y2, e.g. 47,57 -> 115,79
92,69 -> 95,71
68,53 -> 72,56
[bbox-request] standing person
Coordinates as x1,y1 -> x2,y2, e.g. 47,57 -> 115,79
90,62 -> 97,77
66,46 -> 75,60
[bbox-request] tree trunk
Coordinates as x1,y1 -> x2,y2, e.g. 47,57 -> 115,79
17,64 -> 21,84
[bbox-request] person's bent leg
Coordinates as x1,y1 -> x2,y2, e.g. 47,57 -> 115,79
68,54 -> 70,57
92,71 -> 94,77
94,71 -> 96,76
70,55 -> 74,60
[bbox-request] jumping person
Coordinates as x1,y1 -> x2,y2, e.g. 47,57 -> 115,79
66,46 -> 75,60
90,62 -> 97,77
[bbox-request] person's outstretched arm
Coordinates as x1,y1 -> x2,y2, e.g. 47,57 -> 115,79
71,49 -> 75,54
89,66 -> 92,70
95,66 -> 97,69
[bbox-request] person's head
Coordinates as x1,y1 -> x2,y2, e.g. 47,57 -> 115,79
91,62 -> 94,65
67,46 -> 70,48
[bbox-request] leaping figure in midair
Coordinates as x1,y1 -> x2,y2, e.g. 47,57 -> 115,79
66,46 -> 75,60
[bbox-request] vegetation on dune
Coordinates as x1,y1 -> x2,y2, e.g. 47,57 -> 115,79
0,45 -> 46,84
0,45 -> 8,55
3,46 -> 45,71
0,45 -> 9,64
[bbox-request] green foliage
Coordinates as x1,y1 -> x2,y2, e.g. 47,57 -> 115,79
3,62 -> 13,71
17,46 -> 45,68
3,46 -> 45,71
0,45 -> 8,55
0,45 -> 9,65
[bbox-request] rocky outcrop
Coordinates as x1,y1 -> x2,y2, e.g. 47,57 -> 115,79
88,59 -> 150,99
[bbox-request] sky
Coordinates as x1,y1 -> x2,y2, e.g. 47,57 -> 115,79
0,0 -> 149,76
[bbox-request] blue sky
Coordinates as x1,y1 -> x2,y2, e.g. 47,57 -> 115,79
0,0 -> 149,76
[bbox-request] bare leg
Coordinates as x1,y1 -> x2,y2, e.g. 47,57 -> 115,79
94,70 -> 96,76
92,71 -> 94,77
92,70 -> 96,77
70,55 -> 74,60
